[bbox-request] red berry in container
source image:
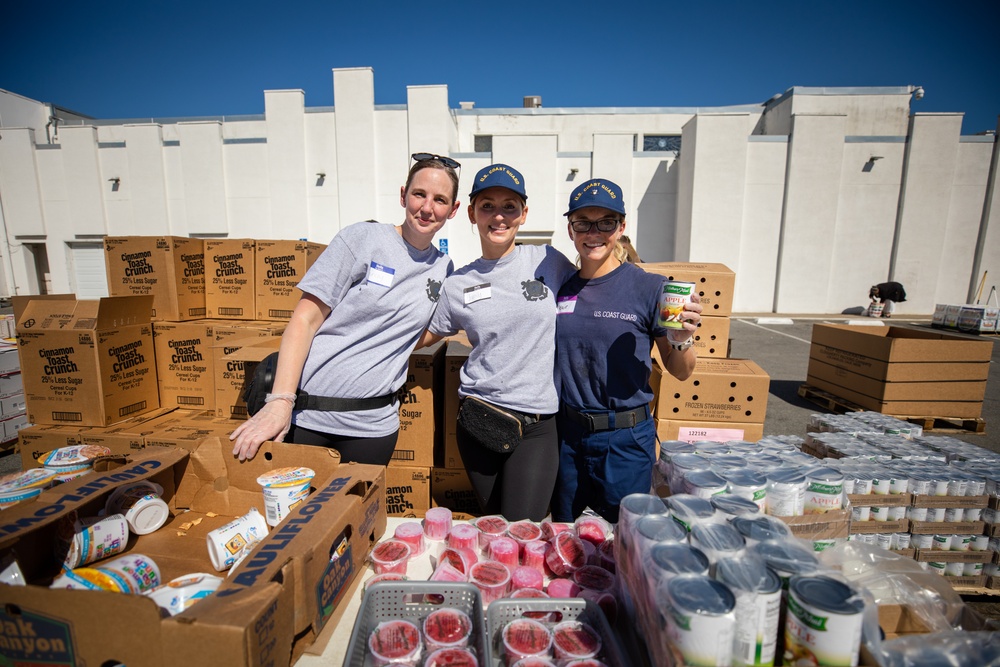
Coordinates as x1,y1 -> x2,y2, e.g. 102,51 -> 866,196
551,620 -> 602,661
502,618 -> 553,664
367,619 -> 422,666
422,607 -> 472,651
546,531 -> 586,576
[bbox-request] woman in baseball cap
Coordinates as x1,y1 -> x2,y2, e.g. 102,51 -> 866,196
552,178 -> 703,523
418,163 -> 576,521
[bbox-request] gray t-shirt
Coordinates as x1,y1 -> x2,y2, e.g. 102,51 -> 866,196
429,244 -> 575,414
294,221 -> 452,437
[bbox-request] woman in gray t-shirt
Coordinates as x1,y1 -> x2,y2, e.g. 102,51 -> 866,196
421,163 -> 575,521
230,154 -> 460,464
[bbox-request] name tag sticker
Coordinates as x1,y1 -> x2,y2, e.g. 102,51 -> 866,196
367,262 -> 396,288
557,296 -> 577,314
464,283 -> 491,304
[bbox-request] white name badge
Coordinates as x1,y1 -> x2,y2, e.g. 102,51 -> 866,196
464,283 -> 491,304
557,296 -> 577,314
367,262 -> 396,288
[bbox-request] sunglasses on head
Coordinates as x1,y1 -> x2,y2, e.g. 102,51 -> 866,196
569,218 -> 622,233
411,152 -> 462,170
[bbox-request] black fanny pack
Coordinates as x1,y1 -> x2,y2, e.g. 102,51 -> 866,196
457,397 -> 538,454
244,351 -> 397,416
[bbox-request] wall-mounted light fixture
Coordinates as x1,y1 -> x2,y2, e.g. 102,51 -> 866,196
568,167 -> 579,182
316,172 -> 326,186
108,177 -> 121,191
862,156 -> 883,173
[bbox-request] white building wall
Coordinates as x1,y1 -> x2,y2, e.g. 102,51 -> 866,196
774,114 -> 847,313
893,114 -> 964,313
1,79 -> 997,314
738,138 -> 787,312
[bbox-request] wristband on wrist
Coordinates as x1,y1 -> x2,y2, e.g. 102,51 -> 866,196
670,337 -> 695,352
264,392 -> 297,405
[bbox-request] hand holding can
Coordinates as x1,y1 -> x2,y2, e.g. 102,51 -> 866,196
658,281 -> 696,328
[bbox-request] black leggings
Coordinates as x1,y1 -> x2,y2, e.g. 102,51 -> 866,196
457,414 -> 559,522
285,423 -> 398,466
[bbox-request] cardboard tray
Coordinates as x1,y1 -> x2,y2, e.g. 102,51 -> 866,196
486,597 -> 628,667
343,582 -> 489,667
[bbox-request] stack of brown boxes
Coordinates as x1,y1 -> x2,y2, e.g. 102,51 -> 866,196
806,323 -> 993,420
641,262 -> 770,443
15,235 -> 326,466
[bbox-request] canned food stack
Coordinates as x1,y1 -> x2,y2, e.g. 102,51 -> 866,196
797,430 -> 997,588
655,439 -> 851,551
615,491 -> 868,667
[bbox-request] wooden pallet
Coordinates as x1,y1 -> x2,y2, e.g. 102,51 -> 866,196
797,384 -> 986,435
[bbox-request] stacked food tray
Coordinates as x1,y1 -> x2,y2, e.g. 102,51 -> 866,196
344,581 -> 489,666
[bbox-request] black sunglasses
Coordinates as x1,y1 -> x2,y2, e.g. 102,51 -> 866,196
411,152 -> 462,170
569,218 -> 622,233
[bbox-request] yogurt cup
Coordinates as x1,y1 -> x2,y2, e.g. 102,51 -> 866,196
95,553 -> 161,594
424,647 -> 478,667
474,515 -> 509,550
0,468 -> 57,509
105,481 -> 169,535
205,508 -> 269,571
256,466 -> 314,527
57,512 -> 129,568
51,567 -> 131,592
144,573 -> 223,615
393,521 -> 427,556
423,507 -> 453,540
469,560 -> 511,604
37,444 -> 111,468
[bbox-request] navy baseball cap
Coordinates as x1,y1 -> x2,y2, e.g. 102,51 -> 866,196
565,178 -> 626,216
469,164 -> 527,201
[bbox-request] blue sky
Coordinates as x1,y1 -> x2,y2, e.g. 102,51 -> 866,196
2,1 -> 996,135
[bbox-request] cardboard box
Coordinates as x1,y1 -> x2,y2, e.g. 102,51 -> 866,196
75,408 -> 183,457
0,347 -> 20,375
653,357 -> 770,423
957,305 -> 999,334
205,239 -> 256,320
638,262 -> 736,316
0,393 -> 25,418
849,518 -> 909,534
104,236 -> 206,321
442,341 -> 472,469
210,320 -> 288,346
254,240 -> 326,321
431,467 -> 480,516
385,465 -> 432,517
655,418 -> 763,443
0,413 -> 27,444
806,323 -> 993,419
652,315 -> 731,367
0,439 -> 387,667
16,423 -> 87,467
778,510 -> 851,542
0,373 -> 22,399
16,296 -> 160,427
215,337 -> 282,419
153,321 -> 218,410
392,342 -> 444,468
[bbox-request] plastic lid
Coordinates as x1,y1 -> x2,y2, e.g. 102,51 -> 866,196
789,574 -> 864,615
36,444 -> 110,468
804,466 -> 845,483
710,455 -> 748,469
128,495 -> 170,535
256,466 -> 315,488
620,493 -> 667,520
665,574 -> 736,615
670,453 -> 711,471
658,441 -> 695,461
683,469 -> 728,491
0,468 -> 57,494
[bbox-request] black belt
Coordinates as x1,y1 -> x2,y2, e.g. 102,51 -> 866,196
563,404 -> 650,433
295,391 -> 397,412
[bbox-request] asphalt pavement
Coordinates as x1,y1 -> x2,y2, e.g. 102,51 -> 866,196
730,315 -> 999,452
